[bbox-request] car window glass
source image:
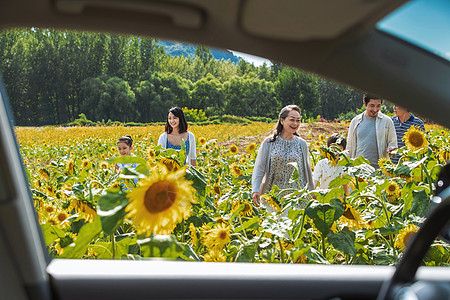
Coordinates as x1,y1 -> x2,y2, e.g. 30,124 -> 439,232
1,27 -> 448,266
377,0 -> 450,62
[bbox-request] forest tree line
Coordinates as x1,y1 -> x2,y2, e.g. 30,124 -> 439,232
0,28 -> 363,126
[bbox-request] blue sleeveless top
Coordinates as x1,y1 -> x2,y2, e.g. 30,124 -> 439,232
167,138 -> 190,163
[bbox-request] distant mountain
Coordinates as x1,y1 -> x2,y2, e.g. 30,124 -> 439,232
158,40 -> 242,64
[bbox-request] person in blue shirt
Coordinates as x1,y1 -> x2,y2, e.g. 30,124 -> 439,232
115,135 -> 139,187
158,107 -> 197,166
115,135 -> 135,173
391,104 -> 426,164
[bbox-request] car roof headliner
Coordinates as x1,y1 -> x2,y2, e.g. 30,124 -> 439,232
1,0 -> 449,127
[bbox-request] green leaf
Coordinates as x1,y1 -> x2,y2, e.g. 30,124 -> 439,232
234,217 -> 259,233
138,234 -> 185,259
109,156 -> 149,176
327,227 -> 357,256
411,189 -> 431,216
328,174 -> 352,188
41,223 -> 66,246
261,217 -> 292,239
235,244 -> 257,262
379,224 -> 403,236
323,187 -> 345,203
305,247 -> 329,264
88,238 -> 135,259
288,161 -> 299,183
97,190 -> 129,235
305,199 -> 344,236
60,217 -> 102,258
185,167 -> 207,196
179,244 -> 200,261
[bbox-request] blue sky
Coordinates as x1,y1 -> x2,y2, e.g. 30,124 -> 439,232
377,0 -> 450,60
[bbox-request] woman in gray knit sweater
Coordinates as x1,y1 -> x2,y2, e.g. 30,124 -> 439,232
251,105 -> 314,207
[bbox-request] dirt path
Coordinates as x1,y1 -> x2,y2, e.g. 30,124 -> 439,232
221,122 -> 349,150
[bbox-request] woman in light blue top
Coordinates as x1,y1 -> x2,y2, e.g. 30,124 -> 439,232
252,105 -> 314,207
158,107 -> 197,166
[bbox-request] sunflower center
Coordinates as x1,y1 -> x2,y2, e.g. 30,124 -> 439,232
58,213 -> 67,222
409,132 -> 424,147
388,185 -> 396,192
343,207 -> 356,220
219,231 -> 228,240
144,180 -> 178,213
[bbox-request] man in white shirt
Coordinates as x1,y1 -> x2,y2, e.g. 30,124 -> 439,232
347,93 -> 397,168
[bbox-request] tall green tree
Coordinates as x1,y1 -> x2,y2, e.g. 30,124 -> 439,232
191,73 -> 224,114
275,67 -> 320,118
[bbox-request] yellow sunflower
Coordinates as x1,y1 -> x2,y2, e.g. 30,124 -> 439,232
339,203 -> 366,230
386,181 -> 401,197
45,205 -> 55,214
260,194 -> 281,212
109,182 -> 121,190
100,161 -> 109,169
231,201 -> 254,217
66,159 -> 75,175
39,169 -> 50,181
229,144 -> 239,155
198,137 -> 207,146
394,224 -> 419,251
294,254 -> 307,264
202,223 -> 231,250
378,157 -> 395,176
403,126 -> 428,153
125,165 -> 196,235
214,217 -> 229,225
319,134 -> 325,143
55,209 -> 71,228
189,223 -> 198,246
439,149 -> 450,163
211,140 -> 218,148
70,199 -> 97,223
203,249 -> 226,262
320,146 -> 337,167
147,148 -> 156,161
81,158 -> 91,169
399,174 -> 413,183
246,142 -> 256,153
159,157 -> 181,172
230,163 -> 243,177
212,183 -> 221,196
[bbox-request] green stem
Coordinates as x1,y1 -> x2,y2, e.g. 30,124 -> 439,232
181,220 -> 185,243
278,237 -> 286,263
293,200 -> 314,241
421,163 -> 433,193
238,215 -> 248,240
321,232 -> 326,258
110,233 -> 116,259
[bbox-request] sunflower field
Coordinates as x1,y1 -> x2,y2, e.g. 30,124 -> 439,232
15,123 -> 450,265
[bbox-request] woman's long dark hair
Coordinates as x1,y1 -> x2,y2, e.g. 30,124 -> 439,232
165,107 -> 188,134
271,105 -> 301,142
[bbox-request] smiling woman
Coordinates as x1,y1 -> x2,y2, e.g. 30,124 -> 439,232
1,0 -> 450,299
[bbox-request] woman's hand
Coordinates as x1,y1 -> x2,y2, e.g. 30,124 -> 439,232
252,192 -> 261,207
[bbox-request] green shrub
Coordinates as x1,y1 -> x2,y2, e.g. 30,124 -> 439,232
182,107 -> 208,123
247,116 -> 274,123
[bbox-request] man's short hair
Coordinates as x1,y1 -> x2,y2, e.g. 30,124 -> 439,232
363,93 -> 383,105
